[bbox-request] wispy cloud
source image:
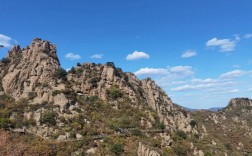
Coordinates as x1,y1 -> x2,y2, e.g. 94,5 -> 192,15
171,80 -> 234,92
126,51 -> 150,60
191,78 -> 217,83
134,66 -> 194,78
244,33 -> 252,39
0,34 -> 17,48
181,50 -> 197,58
229,89 -> 240,93
220,70 -> 245,78
134,67 -> 168,76
65,53 -> 81,60
206,37 -> 239,52
90,54 -> 103,59
135,64 -> 252,108
169,66 -> 194,77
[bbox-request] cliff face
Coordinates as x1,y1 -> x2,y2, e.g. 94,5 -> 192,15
67,63 -> 191,132
226,98 -> 252,109
0,38 -> 60,100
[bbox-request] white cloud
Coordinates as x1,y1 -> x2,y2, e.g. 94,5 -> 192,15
169,66 -> 194,77
220,70 -> 245,78
90,54 -> 103,59
171,81 -> 235,92
0,34 -> 17,48
169,68 -> 252,93
229,89 -> 240,93
171,85 -> 194,91
206,37 -> 239,52
126,51 -> 150,60
134,67 -> 167,76
244,33 -> 252,39
134,66 -> 194,79
191,78 -> 217,83
65,53 -> 81,60
181,50 -> 197,58
134,64 -> 252,108
234,34 -> 241,41
157,80 -> 187,86
171,84 -> 216,92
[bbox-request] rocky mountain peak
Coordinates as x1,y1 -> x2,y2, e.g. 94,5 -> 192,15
0,38 -> 60,98
0,38 -> 191,135
226,98 -> 252,109
25,37 -> 58,62
6,45 -> 22,59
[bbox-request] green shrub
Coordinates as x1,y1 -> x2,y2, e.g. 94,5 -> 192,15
137,87 -> 144,97
174,145 -> 187,156
176,130 -> 187,139
189,120 -> 197,128
52,132 -> 60,139
52,90 -> 62,96
54,68 -> 67,79
76,68 -> 83,77
0,118 -> 14,129
204,151 -> 213,156
108,120 -> 119,129
119,116 -> 132,128
40,111 -> 58,126
69,67 -> 76,74
63,89 -> 76,100
159,122 -> 166,130
1,58 -> 11,64
28,92 -> 37,100
106,62 -> 115,68
85,96 -> 99,103
103,136 -> 111,143
131,128 -> 143,137
225,143 -> 232,150
88,77 -> 101,88
108,116 -> 135,130
151,138 -> 161,148
0,82 -> 3,91
193,133 -> 200,139
70,131 -> 76,138
107,85 -> 123,100
110,143 -> 124,155
114,68 -> 123,78
23,118 -> 36,127
150,112 -> 158,121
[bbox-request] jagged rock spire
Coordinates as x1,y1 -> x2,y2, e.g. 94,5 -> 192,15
0,38 -> 60,98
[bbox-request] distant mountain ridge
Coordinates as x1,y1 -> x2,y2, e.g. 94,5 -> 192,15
184,107 -> 224,112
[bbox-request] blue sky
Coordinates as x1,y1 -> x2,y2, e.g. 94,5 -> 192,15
1,0 -> 252,109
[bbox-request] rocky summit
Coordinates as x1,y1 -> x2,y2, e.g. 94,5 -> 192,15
0,38 -> 252,156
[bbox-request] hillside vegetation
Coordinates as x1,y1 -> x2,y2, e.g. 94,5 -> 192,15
0,38 -> 252,156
